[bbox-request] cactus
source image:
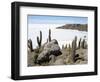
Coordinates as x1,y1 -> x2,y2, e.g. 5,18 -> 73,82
68,44 -> 71,55
46,39 -> 48,43
81,39 -> 85,49
48,29 -> 51,42
37,31 -> 42,48
69,44 -> 71,49
73,36 -> 77,49
62,45 -> 64,49
85,42 -> 88,49
71,36 -> 77,62
28,39 -> 33,52
75,36 -> 77,46
78,38 -> 81,49
65,44 -> 67,49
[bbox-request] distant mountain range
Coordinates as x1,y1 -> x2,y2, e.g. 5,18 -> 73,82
56,24 -> 87,31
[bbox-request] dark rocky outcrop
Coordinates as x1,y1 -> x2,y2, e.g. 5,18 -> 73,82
36,39 -> 62,65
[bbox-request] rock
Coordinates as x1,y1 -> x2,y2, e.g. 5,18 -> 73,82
43,39 -> 62,56
28,51 -> 36,66
49,55 -> 56,65
53,54 -> 71,65
36,39 -> 62,65
76,48 -> 88,61
36,50 -> 50,65
75,59 -> 87,64
53,59 -> 65,65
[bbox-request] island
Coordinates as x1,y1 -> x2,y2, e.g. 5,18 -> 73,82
56,24 -> 87,32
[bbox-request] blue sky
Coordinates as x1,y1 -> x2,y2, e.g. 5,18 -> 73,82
28,15 -> 88,24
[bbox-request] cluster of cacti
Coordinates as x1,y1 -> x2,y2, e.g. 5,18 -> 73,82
78,37 -> 87,49
62,36 -> 87,55
28,31 -> 88,66
37,31 -> 42,48
36,29 -> 52,48
71,36 -> 77,62
28,39 -> 33,52
48,29 -> 51,42
62,44 -> 67,49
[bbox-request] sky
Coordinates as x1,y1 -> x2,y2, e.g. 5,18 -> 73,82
28,15 -> 88,24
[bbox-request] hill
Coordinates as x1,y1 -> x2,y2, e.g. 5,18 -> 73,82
56,24 -> 87,31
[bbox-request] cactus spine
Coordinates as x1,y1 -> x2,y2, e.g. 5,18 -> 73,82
48,29 -> 51,42
37,31 -> 42,48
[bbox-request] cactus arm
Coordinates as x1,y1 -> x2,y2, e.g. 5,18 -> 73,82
49,29 -> 51,42
40,31 -> 42,46
37,31 -> 42,48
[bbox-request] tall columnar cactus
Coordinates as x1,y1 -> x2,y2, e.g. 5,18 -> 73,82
78,38 -> 81,49
69,44 -> 71,49
71,36 -> 77,62
62,45 -> 64,49
28,39 -> 33,52
48,29 -> 51,42
68,44 -> 71,55
81,39 -> 85,49
37,31 -> 42,48
75,36 -> 77,47
65,44 -> 67,49
46,38 -> 48,43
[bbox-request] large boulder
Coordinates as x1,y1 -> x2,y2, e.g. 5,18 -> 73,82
44,39 -> 62,56
36,39 -> 62,65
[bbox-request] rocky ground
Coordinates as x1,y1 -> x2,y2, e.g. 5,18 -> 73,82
28,39 -> 88,66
